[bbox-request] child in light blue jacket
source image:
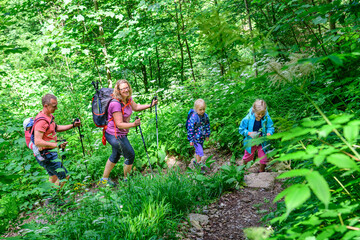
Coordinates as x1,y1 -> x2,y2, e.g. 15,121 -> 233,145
239,99 -> 274,172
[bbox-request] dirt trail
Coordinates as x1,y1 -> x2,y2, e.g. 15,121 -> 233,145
176,147 -> 285,240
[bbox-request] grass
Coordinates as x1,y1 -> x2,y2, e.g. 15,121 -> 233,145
16,167 -> 245,240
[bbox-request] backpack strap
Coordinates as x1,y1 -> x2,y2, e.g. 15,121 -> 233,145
30,116 -> 53,135
30,115 -> 54,146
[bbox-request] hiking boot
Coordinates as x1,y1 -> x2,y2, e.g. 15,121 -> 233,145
98,178 -> 117,187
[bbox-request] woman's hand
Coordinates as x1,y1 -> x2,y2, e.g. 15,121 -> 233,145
190,142 -> 194,146
133,118 -> 141,127
151,99 -> 158,107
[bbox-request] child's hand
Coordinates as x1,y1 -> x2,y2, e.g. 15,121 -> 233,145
267,133 -> 271,136
205,137 -> 209,141
190,142 -> 194,146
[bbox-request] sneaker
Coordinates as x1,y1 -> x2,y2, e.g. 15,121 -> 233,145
193,160 -> 199,167
99,178 -> 117,187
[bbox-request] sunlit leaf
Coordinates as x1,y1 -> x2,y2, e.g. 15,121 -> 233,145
327,153 -> 359,171
277,169 -> 311,179
343,125 -> 358,143
278,151 -> 307,161
314,155 -> 325,166
284,184 -> 311,216
306,171 -> 330,208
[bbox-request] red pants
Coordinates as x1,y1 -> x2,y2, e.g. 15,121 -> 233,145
243,145 -> 268,164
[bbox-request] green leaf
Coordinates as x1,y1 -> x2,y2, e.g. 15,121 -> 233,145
330,114 -> 353,124
302,119 -> 325,127
24,164 -> 31,171
328,55 -> 343,65
312,16 -> 327,25
343,125 -> 358,143
278,151 -> 307,161
4,47 -> 29,54
277,169 -> 311,179
318,125 -> 336,138
314,155 -> 325,166
195,175 -> 207,181
306,171 -> 330,208
282,127 -> 313,141
327,154 -> 359,171
284,184 -> 311,216
306,145 -> 318,155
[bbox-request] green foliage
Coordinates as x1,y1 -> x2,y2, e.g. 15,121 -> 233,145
0,195 -> 19,234
19,170 -> 232,239
1,0 -> 360,238
244,227 -> 273,240
268,114 -> 360,239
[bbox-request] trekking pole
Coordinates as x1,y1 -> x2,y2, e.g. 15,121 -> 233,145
154,96 -> 158,150
135,116 -> 154,174
73,118 -> 90,177
91,81 -> 102,113
74,118 -> 85,157
149,96 -> 159,149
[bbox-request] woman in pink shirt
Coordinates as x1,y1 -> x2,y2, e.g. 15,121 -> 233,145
100,79 -> 157,186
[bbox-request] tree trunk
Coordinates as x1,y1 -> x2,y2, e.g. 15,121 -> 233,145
93,0 -> 112,87
179,0 -> 196,82
327,0 -> 336,30
244,0 -> 258,77
174,2 -> 185,82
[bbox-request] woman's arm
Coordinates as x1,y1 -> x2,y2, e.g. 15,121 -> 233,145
113,111 -> 140,129
131,99 -> 158,112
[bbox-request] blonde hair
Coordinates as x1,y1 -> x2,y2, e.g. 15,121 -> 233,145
252,99 -> 267,113
113,79 -> 133,102
194,99 -> 206,110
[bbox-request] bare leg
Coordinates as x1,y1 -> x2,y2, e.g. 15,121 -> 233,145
49,175 -> 58,184
195,154 -> 202,163
49,175 -> 70,193
103,159 -> 116,178
123,164 -> 133,179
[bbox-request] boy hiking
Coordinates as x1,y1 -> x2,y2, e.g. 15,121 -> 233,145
238,99 -> 274,172
187,99 -> 211,172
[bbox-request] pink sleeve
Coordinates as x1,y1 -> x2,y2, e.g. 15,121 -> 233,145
108,101 -> 122,114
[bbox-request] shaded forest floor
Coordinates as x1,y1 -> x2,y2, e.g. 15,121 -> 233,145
2,147 -> 286,239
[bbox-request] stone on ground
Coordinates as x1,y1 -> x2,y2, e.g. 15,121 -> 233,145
244,172 -> 280,189
189,213 -> 209,226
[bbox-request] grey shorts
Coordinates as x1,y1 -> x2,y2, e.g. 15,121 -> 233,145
36,150 -> 68,180
105,132 -> 135,165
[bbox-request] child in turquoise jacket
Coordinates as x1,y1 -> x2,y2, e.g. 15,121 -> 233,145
239,99 -> 274,172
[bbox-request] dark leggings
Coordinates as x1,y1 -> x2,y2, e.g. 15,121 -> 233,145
105,132 -> 135,165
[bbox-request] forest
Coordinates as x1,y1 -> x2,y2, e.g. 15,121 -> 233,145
0,0 -> 359,239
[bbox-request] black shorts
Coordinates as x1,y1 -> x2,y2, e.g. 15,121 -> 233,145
105,132 -> 135,165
